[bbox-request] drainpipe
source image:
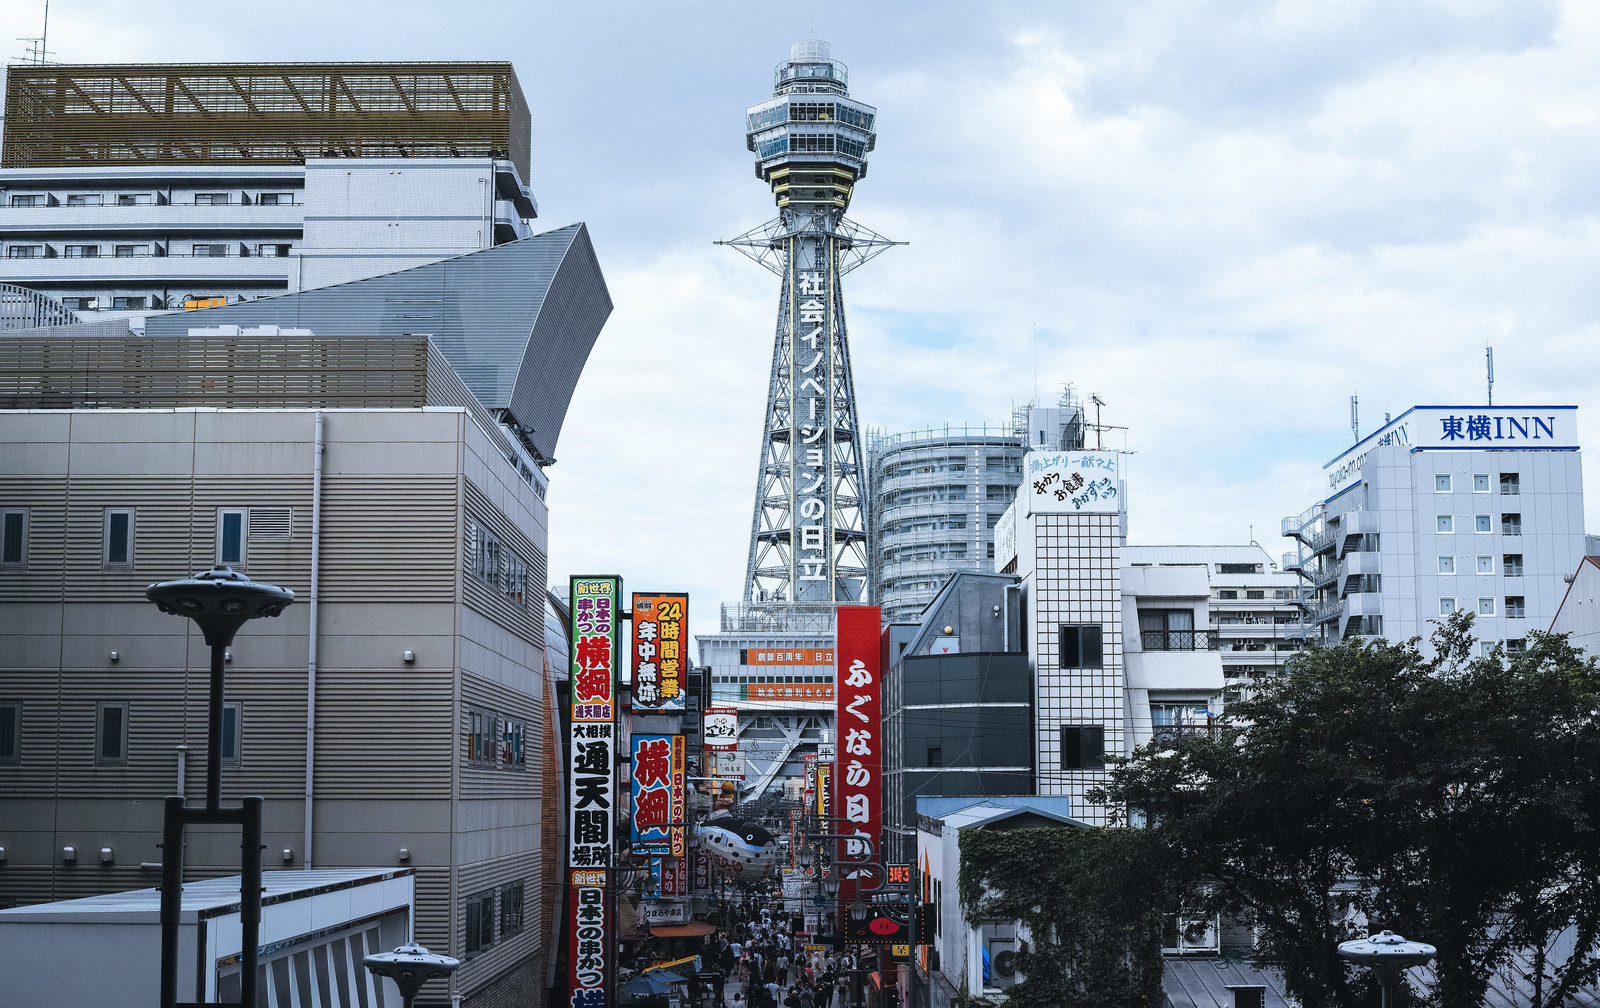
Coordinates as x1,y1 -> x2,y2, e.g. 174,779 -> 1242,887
175,744 -> 188,797
304,411 -> 325,868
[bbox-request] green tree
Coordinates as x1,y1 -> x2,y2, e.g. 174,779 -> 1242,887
1099,614 -> 1600,1008
958,824 -> 1171,1008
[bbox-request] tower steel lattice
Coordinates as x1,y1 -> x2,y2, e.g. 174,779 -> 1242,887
720,40 -> 901,605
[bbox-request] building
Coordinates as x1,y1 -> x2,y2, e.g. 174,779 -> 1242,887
0,221 -> 611,1006
1549,555 -> 1600,656
1124,545 -> 1303,702
867,394 -> 1085,623
0,869 -> 415,1007
724,39 -> 891,606
1283,406 -> 1584,653
0,62 -> 536,318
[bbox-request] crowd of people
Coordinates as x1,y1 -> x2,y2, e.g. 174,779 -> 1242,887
688,899 -> 870,1008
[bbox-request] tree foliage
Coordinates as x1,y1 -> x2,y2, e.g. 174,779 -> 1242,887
1098,614 -> 1600,1008
958,823 -> 1171,1008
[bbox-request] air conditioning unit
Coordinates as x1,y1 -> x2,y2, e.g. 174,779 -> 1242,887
1162,912 -> 1220,954
981,923 -> 1024,990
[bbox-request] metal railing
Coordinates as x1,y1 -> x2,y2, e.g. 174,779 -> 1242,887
1140,630 -> 1219,652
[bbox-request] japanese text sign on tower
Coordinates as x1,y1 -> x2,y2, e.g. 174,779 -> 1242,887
632,593 -> 687,711
1023,450 -> 1120,517
834,606 -> 882,878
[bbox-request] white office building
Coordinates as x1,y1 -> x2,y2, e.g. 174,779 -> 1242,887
1283,406 -> 1585,653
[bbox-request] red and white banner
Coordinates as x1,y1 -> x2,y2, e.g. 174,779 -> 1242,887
834,606 -> 882,882
704,707 -> 739,751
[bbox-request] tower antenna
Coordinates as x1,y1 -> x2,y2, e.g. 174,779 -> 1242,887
1351,395 -> 1359,443
1486,345 -> 1494,406
17,0 -> 51,65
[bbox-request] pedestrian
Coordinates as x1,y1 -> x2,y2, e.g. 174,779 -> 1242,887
777,953 -> 790,985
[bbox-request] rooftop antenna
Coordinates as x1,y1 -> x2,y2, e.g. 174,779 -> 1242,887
1090,394 -> 1105,450
1351,395 -> 1359,443
16,0 -> 51,65
1486,345 -> 1494,406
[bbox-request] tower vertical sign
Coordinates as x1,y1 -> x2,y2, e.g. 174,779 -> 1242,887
569,576 -> 620,1008
794,263 -> 833,593
834,606 -> 882,881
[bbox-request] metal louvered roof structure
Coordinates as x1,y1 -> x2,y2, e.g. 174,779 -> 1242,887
1,62 -> 532,180
0,283 -> 77,330
133,223 -> 609,463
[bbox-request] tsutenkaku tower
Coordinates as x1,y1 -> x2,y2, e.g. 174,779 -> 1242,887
721,40 -> 899,605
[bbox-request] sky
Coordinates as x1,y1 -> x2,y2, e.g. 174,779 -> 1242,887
6,0 -> 1600,646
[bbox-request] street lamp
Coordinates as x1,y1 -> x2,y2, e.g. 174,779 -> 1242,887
1338,930 -> 1436,1008
363,943 -> 462,1008
146,564 -> 293,1008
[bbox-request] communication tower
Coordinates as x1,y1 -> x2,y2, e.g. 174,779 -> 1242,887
721,40 -> 900,604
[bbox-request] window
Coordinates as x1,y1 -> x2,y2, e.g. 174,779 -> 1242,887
1,509 -> 27,566
1474,515 -> 1491,533
115,244 -> 150,257
103,509 -> 134,566
221,701 -> 242,765
9,194 -> 44,207
7,245 -> 42,258
1436,515 -> 1454,533
193,192 -> 231,205
1477,555 -> 1494,574
1218,563 -> 1262,575
464,891 -> 495,955
65,193 -> 102,206
1501,514 -> 1522,535
1500,473 -> 1520,495
1435,475 -> 1452,492
255,243 -> 292,257
499,881 -> 525,938
1246,589 -> 1265,600
1503,554 -> 1523,577
96,702 -> 128,765
257,192 -> 292,206
1140,609 -> 1198,651
116,193 -> 154,206
1506,638 -> 1527,654
1061,725 -> 1105,770
112,296 -> 147,310
1477,597 -> 1496,616
927,746 -> 942,767
1217,590 -> 1238,600
465,520 -> 529,607
1474,474 -> 1490,492
986,542 -> 995,559
218,509 -> 247,566
61,296 -> 97,310
191,243 -> 227,257
1438,556 -> 1455,574
0,702 -> 18,763
62,244 -> 99,258
1440,598 -> 1457,615
1059,624 -> 1104,668
1505,596 -> 1526,618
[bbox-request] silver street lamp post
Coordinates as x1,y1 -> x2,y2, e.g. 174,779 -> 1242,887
1338,930 -> 1437,1008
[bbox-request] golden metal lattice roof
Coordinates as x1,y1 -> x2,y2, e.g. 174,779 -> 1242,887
1,62 -> 531,178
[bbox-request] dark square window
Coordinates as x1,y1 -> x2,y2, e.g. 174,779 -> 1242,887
1,510 -> 26,566
465,891 -> 495,955
96,702 -> 128,765
0,702 -> 18,763
104,509 -> 133,566
927,746 -> 942,767
499,881 -> 525,937
1059,625 -> 1103,668
1061,725 -> 1105,770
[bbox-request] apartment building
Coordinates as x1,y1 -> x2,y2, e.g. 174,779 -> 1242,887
0,62 -> 536,318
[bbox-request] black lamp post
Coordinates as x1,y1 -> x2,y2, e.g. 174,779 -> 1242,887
147,565 -> 293,1008
363,943 -> 462,1008
1338,930 -> 1436,1008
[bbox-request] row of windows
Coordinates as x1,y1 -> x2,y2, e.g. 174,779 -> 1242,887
465,709 -> 527,768
7,242 -> 293,259
1438,553 -> 1523,575
1434,473 -> 1520,494
464,520 -> 532,608
712,675 -> 830,684
464,880 -> 526,957
0,506 -> 286,569
0,700 -> 241,765
1215,589 -> 1294,600
9,190 -> 297,208
1436,514 -> 1522,534
1441,596 -> 1526,618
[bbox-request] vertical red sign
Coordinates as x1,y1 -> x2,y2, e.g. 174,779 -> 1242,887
834,606 -> 882,886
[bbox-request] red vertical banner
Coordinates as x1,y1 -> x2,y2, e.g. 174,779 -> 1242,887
834,606 -> 882,893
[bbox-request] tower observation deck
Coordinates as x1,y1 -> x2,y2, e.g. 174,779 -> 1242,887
721,40 -> 901,604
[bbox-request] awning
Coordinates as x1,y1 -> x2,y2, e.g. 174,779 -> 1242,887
651,923 -> 717,938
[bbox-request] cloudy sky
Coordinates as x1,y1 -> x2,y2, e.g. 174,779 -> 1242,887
9,0 -> 1600,642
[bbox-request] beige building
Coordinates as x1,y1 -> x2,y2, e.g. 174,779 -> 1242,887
0,322 -> 599,1005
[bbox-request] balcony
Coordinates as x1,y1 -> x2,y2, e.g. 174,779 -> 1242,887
0,253 -> 295,285
1153,723 -> 1218,741
1141,630 -> 1219,652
